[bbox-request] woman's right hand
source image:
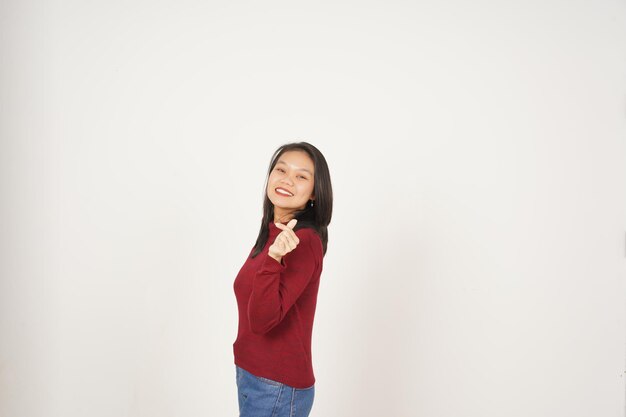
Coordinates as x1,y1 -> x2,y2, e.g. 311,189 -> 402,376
268,219 -> 299,263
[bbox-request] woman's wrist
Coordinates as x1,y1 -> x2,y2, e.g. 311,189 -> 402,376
268,253 -> 283,264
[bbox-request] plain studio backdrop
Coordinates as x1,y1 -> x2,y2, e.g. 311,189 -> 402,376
1,1 -> 625,416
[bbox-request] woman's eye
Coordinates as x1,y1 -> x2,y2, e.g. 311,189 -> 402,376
274,168 -> 306,179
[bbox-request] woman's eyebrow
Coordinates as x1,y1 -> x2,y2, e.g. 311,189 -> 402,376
276,160 -> 313,175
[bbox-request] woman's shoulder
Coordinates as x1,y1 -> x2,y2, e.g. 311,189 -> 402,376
294,226 -> 323,257
294,224 -> 320,239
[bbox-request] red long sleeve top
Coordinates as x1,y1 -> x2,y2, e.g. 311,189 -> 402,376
232,221 -> 324,389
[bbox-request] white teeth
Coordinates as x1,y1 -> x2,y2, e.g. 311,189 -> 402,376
276,188 -> 293,196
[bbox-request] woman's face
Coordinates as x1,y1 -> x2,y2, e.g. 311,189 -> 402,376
267,150 -> 315,221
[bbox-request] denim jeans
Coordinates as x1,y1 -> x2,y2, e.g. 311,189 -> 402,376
235,365 -> 315,417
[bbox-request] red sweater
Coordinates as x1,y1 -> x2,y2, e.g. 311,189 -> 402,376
232,221 -> 324,389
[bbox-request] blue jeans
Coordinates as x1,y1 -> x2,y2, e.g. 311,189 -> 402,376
235,365 -> 315,417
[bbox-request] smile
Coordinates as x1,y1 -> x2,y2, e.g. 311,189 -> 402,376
275,187 -> 294,196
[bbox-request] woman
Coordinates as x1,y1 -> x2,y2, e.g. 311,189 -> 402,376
232,141 -> 332,417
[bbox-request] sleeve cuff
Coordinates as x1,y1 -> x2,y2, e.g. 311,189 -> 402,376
259,252 -> 287,273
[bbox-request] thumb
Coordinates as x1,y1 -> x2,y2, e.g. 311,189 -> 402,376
275,218 -> 297,230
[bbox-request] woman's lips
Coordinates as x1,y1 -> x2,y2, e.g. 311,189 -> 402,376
275,187 -> 294,196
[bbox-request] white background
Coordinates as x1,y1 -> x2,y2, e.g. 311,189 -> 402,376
1,1 -> 625,416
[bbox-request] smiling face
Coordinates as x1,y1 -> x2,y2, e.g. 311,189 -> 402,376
267,150 -> 316,223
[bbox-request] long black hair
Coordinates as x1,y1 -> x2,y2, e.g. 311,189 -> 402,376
250,141 -> 333,258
